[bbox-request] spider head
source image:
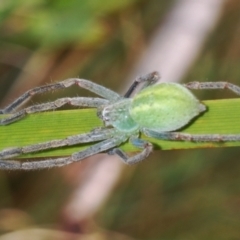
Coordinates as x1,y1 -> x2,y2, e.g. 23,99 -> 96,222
100,99 -> 139,132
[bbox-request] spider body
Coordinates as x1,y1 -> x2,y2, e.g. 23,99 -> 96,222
102,83 -> 206,133
1,71 -> 240,170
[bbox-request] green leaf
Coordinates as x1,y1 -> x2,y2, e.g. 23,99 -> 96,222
0,98 -> 240,159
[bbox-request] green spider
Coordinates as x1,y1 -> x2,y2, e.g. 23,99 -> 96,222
0,71 -> 240,170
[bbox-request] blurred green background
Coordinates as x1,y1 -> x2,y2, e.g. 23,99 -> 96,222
0,0 -> 240,239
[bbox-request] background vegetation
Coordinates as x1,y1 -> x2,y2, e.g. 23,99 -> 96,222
0,0 -> 240,239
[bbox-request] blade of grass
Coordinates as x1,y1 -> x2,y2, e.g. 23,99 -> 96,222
0,98 -> 240,159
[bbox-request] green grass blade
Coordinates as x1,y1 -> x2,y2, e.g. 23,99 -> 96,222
0,98 -> 240,159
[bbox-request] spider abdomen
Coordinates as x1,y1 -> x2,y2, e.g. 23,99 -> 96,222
130,83 -> 206,131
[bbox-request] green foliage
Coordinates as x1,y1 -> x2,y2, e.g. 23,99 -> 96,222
0,0 -> 139,48
1,99 -> 240,159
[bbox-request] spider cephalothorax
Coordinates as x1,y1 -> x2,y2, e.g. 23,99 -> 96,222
101,99 -> 138,132
1,71 -> 240,170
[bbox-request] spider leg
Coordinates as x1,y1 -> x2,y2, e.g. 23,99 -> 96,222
0,97 -> 109,125
0,135 -> 124,170
183,81 -> 240,96
124,71 -> 160,98
0,78 -> 121,115
0,128 -> 115,160
143,129 -> 240,142
109,137 -> 153,165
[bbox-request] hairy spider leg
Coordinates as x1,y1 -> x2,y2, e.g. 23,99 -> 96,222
124,71 -> 160,98
183,81 -> 240,95
1,78 -> 121,114
144,129 -> 240,143
0,133 -> 128,170
0,129 -> 114,169
0,78 -> 122,124
110,137 -> 153,164
0,97 -> 109,125
0,128 -> 115,159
